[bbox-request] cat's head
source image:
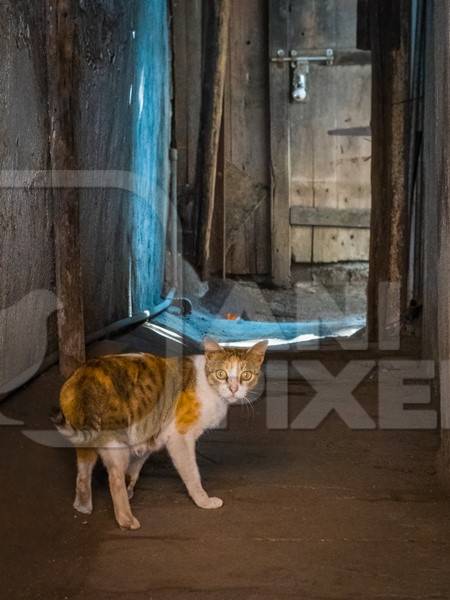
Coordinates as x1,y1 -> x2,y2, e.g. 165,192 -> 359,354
203,338 -> 268,403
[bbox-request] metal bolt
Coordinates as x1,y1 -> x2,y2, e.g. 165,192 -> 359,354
291,50 -> 298,57
277,49 -> 285,58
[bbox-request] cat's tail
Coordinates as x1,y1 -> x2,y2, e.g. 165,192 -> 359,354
51,409 -> 101,447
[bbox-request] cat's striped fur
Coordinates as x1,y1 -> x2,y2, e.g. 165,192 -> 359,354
57,338 -> 268,529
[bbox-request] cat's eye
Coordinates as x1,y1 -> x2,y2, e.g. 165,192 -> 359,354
215,369 -> 228,380
241,371 -> 253,382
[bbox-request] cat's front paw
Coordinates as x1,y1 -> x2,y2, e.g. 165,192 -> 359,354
195,496 -> 224,510
117,514 -> 141,530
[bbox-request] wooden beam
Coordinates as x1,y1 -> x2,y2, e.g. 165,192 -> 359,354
424,1 -> 450,486
366,0 -> 411,343
172,0 -> 203,260
46,0 -> 86,377
209,112 -> 226,278
269,0 -> 291,287
290,207 -> 371,228
198,0 -> 231,280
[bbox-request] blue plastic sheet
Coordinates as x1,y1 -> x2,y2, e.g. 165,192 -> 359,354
131,0 -> 171,312
155,308 -> 365,348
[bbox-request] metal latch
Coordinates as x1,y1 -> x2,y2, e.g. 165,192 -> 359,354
270,49 -> 334,103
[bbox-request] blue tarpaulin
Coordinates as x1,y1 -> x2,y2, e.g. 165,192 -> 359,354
131,0 -> 171,313
155,309 -> 365,349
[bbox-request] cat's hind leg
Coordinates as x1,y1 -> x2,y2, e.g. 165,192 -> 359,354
126,451 -> 150,499
74,448 -> 98,515
99,443 -> 140,530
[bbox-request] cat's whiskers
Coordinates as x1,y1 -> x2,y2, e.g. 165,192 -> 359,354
246,391 -> 260,405
241,395 -> 255,421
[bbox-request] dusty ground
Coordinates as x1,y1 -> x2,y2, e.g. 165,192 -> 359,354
199,279 -> 367,322
1,340 -> 450,599
180,262 -> 369,322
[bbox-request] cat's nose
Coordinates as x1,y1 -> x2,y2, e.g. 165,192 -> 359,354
228,380 -> 239,394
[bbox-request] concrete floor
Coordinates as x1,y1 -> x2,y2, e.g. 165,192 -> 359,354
1,348 -> 450,599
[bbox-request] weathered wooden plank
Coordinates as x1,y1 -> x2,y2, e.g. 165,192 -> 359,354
269,0 -> 291,286
425,0 -> 450,489
290,206 -> 371,228
209,115 -> 226,277
312,228 -> 370,262
223,0 -> 270,276
287,0 -> 314,266
198,0 -> 231,279
46,0 -> 86,378
366,0 -> 411,342
223,0 -> 255,275
289,0 -> 372,265
185,0 -> 202,187
290,0 -> 358,50
172,0 -> 203,258
172,0 -> 188,186
0,2 -> 57,398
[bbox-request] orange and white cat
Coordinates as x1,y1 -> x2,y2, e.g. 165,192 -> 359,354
56,338 -> 268,530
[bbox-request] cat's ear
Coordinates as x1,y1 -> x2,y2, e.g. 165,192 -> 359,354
247,340 -> 269,364
204,337 -> 223,354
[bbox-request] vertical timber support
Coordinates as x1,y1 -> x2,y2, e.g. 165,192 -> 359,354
268,0 -> 291,288
428,2 -> 450,487
172,0 -> 203,260
366,0 -> 411,343
209,115 -> 226,279
46,0 -> 86,377
198,0 -> 231,280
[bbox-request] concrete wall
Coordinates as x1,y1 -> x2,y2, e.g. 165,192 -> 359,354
0,0 -> 171,396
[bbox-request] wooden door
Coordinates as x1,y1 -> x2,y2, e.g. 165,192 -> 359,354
269,0 -> 372,286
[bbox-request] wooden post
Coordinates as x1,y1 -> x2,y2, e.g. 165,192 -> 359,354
198,0 -> 231,280
425,1 -> 450,488
46,0 -> 86,377
172,0 -> 203,260
366,0 -> 411,343
268,0 -> 291,288
209,113 -> 227,278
